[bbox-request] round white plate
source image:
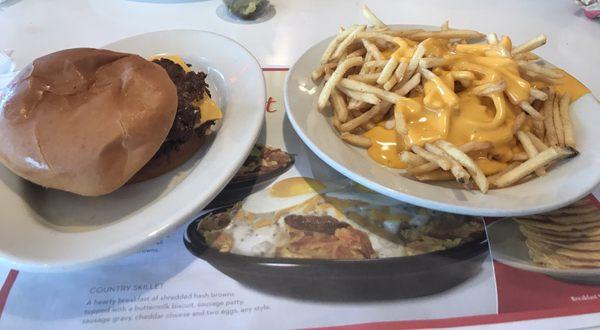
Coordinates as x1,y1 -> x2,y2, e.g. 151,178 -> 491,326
284,29 -> 600,217
0,30 -> 265,271
487,218 -> 600,285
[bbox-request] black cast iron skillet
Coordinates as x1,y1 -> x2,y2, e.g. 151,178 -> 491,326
184,206 -> 489,302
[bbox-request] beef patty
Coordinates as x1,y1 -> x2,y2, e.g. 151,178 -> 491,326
152,58 -> 212,153
284,214 -> 350,235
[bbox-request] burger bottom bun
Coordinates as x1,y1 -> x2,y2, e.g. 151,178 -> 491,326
128,124 -> 214,184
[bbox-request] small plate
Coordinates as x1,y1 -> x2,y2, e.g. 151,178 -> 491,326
488,218 -> 600,285
184,206 -> 489,301
206,152 -> 295,209
284,27 -> 600,217
0,30 -> 265,271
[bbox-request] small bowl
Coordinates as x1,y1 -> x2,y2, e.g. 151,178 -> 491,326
206,153 -> 294,209
184,206 -> 489,301
222,0 -> 270,20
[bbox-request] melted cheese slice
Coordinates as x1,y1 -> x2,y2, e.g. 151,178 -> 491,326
148,54 -> 223,126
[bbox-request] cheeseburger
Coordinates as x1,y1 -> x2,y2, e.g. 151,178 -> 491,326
0,48 -> 222,196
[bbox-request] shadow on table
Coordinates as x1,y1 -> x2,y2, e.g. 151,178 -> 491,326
0,0 -> 21,8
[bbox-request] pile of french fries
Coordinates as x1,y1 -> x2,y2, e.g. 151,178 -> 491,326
311,6 -> 579,193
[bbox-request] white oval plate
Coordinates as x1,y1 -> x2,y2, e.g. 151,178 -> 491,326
487,218 -> 600,285
0,30 -> 265,272
284,29 -> 600,217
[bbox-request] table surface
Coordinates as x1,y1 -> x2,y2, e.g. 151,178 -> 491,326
1,0 -> 599,328
1,0 -> 599,98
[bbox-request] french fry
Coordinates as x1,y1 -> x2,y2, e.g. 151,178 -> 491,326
411,145 -> 452,171
488,162 -> 521,185
332,117 -> 343,132
512,34 -> 546,55
377,57 -> 399,85
361,39 -> 384,60
407,141 -> 491,175
512,112 -> 527,135
321,25 -> 358,64
346,48 -> 367,59
441,20 -> 450,31
512,152 -> 529,161
364,60 -> 389,70
526,131 -> 549,152
459,141 -> 493,153
415,170 -> 455,181
517,131 -> 545,176
347,100 -> 370,111
425,143 -> 470,183
519,102 -> 544,120
337,86 -> 381,105
330,88 -> 349,122
402,42 -> 426,82
394,104 -> 408,135
435,140 -> 489,193
356,31 -> 397,43
339,78 -> 403,103
493,147 -> 578,188
372,107 -> 390,123
513,52 -> 540,61
408,162 -> 441,175
487,32 -> 499,45
394,61 -> 408,81
318,57 -> 364,109
410,29 -> 485,41
530,88 -> 548,101
517,61 -> 562,79
361,122 -> 376,130
383,29 -> 425,37
348,73 -> 380,83
395,72 -> 421,96
420,57 -> 448,69
362,5 -> 387,29
553,94 -> 565,146
341,132 -> 372,148
532,118 -> 545,139
340,102 -> 391,132
543,89 -> 559,146
522,70 -> 560,85
384,118 -> 395,130
312,63 -> 338,81
451,71 -> 475,87
397,152 -> 425,168
311,66 -> 324,81
472,80 -> 506,96
383,76 -> 398,91
559,94 -> 575,148
332,25 -> 367,60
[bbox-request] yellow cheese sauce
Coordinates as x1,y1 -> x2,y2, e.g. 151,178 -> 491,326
362,38 -> 590,169
364,126 -> 406,169
532,69 -> 590,102
269,177 -> 326,197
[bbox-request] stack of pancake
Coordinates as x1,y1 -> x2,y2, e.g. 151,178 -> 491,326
516,197 -> 600,269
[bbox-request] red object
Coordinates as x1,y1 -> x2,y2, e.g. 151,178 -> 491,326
495,262 -> 600,313
0,270 -> 18,320
266,96 -> 278,112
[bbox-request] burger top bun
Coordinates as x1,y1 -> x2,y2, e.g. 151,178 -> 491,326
0,48 -> 178,196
